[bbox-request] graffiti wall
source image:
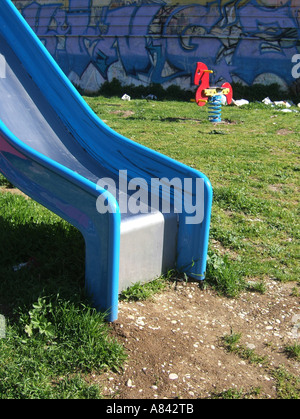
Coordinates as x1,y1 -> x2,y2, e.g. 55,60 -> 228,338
12,0 -> 300,92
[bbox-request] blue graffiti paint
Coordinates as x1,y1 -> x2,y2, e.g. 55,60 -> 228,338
13,1 -> 300,91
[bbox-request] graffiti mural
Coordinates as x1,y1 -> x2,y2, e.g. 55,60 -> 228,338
12,0 -> 300,92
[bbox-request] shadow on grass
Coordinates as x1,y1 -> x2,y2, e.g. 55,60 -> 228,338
0,215 -> 86,320
126,116 -> 205,123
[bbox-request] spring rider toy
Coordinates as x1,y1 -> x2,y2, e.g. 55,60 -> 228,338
194,62 -> 233,123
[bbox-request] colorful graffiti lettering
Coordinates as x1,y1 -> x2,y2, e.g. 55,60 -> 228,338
12,0 -> 300,92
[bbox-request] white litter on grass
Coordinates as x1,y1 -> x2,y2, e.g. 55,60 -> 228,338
262,97 -> 294,109
121,94 -> 131,101
142,94 -> 157,100
262,97 -> 273,105
279,108 -> 293,113
13,262 -> 29,271
220,94 -> 227,105
232,99 -> 249,106
274,100 -> 292,107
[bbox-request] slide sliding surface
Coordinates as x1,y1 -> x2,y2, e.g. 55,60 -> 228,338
0,0 -> 212,321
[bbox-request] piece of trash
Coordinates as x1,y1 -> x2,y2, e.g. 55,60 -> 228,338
262,97 -> 273,105
121,94 -> 131,101
232,99 -> 249,107
142,94 -> 157,100
274,101 -> 292,108
13,257 -> 37,272
13,262 -> 29,271
263,97 -> 294,108
220,94 -> 227,106
279,108 -> 292,113
126,379 -> 133,387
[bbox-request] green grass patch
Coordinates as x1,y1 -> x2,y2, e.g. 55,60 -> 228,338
221,331 -> 300,399
272,366 -> 300,400
0,193 -> 126,399
284,343 -> 300,361
0,174 -> 13,188
0,193 -> 86,311
0,296 -> 125,399
222,331 -> 267,365
211,386 -> 262,399
120,277 -> 169,302
205,250 -> 246,297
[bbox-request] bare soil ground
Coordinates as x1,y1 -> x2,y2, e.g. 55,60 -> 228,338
94,279 -> 299,399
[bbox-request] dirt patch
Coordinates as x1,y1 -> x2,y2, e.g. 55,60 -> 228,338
0,186 -> 29,198
110,110 -> 135,118
268,184 -> 284,192
94,280 -> 299,399
277,129 -> 294,135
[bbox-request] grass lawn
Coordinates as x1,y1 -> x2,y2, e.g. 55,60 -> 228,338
0,96 -> 299,398
86,97 -> 299,292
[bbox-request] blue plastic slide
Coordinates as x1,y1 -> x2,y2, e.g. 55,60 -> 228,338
0,0 -> 212,322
